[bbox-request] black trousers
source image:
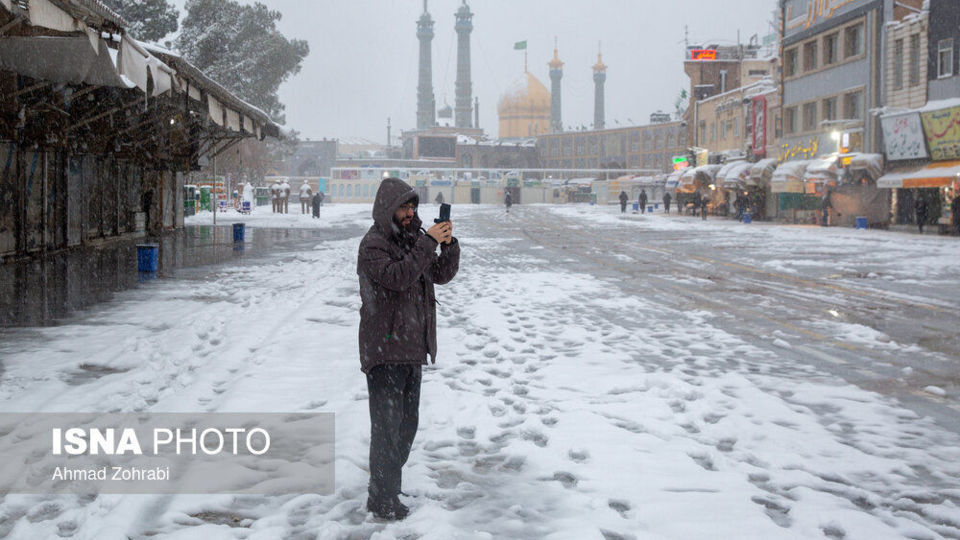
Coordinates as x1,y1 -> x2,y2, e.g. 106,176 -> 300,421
367,363 -> 422,503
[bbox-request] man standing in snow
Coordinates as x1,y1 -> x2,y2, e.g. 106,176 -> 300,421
618,190 -> 628,213
299,180 -> 312,214
280,179 -> 291,214
357,177 -> 460,520
639,189 -> 648,214
663,191 -> 671,214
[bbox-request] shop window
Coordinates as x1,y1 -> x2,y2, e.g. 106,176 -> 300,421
894,38 -> 904,90
338,184 -> 344,197
346,184 -> 353,197
803,40 -> 818,72
938,38 -> 954,79
844,91 -> 862,120
845,23 -> 864,58
909,34 -> 921,86
784,48 -> 798,77
803,102 -> 817,132
823,32 -> 839,66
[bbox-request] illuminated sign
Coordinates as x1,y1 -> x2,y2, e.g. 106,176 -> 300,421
673,156 -> 689,170
690,49 -> 717,60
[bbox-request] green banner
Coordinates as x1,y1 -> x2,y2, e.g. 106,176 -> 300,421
513,40 -> 527,50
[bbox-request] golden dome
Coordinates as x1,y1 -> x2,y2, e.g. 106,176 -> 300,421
497,71 -> 552,138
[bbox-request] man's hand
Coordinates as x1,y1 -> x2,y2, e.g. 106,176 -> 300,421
427,221 -> 453,244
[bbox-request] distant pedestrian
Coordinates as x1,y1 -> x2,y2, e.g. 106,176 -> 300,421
952,194 -> 960,235
915,194 -> 929,234
820,189 -> 833,227
311,191 -> 323,218
701,192 -> 710,221
505,191 -> 512,213
280,179 -> 291,214
299,180 -> 312,214
676,195 -> 682,215
618,190 -> 628,213
435,192 -> 444,205
736,193 -> 747,221
663,192 -> 672,214
270,180 -> 281,213
639,190 -> 648,214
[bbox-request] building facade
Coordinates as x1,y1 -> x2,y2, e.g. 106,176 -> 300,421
536,122 -> 687,172
779,0 -> 888,162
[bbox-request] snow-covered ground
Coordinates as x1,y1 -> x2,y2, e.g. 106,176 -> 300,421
1,203 -> 959,539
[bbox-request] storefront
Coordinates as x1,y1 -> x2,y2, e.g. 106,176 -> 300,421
878,161 -> 960,233
716,161 -> 752,217
749,158 -> 778,219
771,160 -> 815,222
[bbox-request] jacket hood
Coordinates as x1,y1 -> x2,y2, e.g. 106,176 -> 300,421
373,177 -> 420,234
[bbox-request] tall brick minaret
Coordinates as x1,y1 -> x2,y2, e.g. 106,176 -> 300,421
416,0 -> 436,129
454,1 -> 473,128
592,45 -> 607,130
549,38 -> 563,133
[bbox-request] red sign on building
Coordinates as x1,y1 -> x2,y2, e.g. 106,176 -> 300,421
690,49 -> 717,60
751,95 -> 767,158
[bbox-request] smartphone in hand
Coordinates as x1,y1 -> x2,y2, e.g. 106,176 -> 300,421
435,203 -> 451,223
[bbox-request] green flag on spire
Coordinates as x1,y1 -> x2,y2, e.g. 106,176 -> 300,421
513,40 -> 527,50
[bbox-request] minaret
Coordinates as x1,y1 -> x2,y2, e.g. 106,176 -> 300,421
549,37 -> 563,133
416,0 -> 436,130
592,44 -> 607,130
454,1 -> 473,128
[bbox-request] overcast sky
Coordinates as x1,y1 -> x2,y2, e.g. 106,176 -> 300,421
172,0 -> 778,143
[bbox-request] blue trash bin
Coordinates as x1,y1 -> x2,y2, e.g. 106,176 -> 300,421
743,213 -> 752,224
632,202 -> 639,212
137,244 -> 159,273
233,222 -> 245,242
855,216 -> 867,229
647,205 -> 654,213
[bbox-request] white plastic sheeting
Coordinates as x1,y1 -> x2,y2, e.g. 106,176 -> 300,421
750,158 -> 778,186
804,155 -> 839,182
0,36 -> 132,88
27,0 -> 78,33
226,108 -> 241,132
771,160 -> 811,193
208,95 -> 224,126
846,153 -> 884,180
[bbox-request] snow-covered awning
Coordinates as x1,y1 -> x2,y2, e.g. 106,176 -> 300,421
877,160 -> 960,189
678,167 -> 698,192
694,164 -> 722,186
720,161 -> 753,188
845,153 -> 884,180
0,36 -> 133,88
804,155 -> 839,183
118,36 -> 179,97
665,170 -> 684,189
749,158 -> 778,186
716,160 -> 745,184
771,160 -> 811,193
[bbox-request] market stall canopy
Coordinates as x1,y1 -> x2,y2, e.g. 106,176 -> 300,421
717,161 -> 751,188
749,158 -> 778,186
665,170 -> 684,190
876,160 -> 960,189
694,164 -> 723,187
678,167 -> 698,193
0,36 -> 133,88
771,160 -> 811,193
804,155 -> 839,183
845,153 -> 885,180
723,161 -> 754,188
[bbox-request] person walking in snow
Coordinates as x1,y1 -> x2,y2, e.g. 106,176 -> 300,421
435,191 -> 444,205
270,180 -> 281,213
951,193 -> 960,236
618,190 -> 628,213
357,177 -> 460,521
504,190 -> 512,213
638,189 -> 648,214
299,180 -> 312,214
280,179 -> 291,214
311,191 -> 323,218
915,194 -> 929,234
676,194 -> 683,215
663,192 -> 671,214
701,192 -> 710,221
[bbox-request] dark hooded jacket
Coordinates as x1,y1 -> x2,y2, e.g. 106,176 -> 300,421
357,178 -> 460,373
